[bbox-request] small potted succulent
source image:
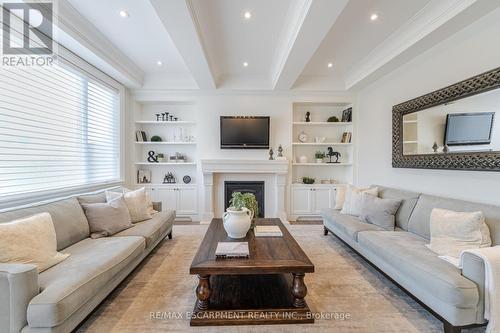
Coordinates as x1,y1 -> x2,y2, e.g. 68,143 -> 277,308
156,153 -> 165,162
223,192 -> 259,239
302,177 -> 315,185
315,151 -> 325,163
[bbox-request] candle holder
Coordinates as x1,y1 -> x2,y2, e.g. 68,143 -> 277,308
155,114 -> 161,121
161,113 -> 166,121
165,112 -> 169,121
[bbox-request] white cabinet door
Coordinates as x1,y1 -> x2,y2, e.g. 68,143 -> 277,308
156,187 -> 177,212
144,186 -> 157,201
291,187 -> 313,215
177,186 -> 198,215
313,188 -> 332,214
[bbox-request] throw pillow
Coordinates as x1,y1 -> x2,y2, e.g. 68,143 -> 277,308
0,212 -> 70,272
106,187 -> 152,223
82,195 -> 132,238
358,193 -> 402,230
426,208 -> 492,258
145,192 -> 158,215
341,186 -> 378,216
334,186 -> 346,210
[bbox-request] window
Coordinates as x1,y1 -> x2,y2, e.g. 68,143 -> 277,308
0,62 -> 121,201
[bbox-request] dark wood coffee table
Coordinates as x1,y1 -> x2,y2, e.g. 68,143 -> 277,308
189,218 -> 314,326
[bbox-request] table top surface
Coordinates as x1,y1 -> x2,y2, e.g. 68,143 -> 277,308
190,218 -> 314,275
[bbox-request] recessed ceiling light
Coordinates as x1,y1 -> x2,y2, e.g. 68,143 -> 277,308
370,13 -> 378,21
328,63 -> 333,68
157,60 -> 163,66
244,11 -> 252,19
243,61 -> 249,67
119,10 -> 129,18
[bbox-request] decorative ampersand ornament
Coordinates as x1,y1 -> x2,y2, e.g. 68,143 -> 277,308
147,151 -> 158,163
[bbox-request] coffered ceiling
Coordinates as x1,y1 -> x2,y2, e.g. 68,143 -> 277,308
63,0 -> 500,91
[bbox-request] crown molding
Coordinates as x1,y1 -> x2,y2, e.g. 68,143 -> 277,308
55,0 -> 144,87
345,0 -> 477,90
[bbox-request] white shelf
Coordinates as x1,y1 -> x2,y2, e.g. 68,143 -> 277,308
292,142 -> 352,146
291,183 -> 347,187
135,121 -> 196,125
403,120 -> 417,124
292,163 -> 352,166
135,142 -> 197,145
135,183 -> 196,187
135,162 -> 197,166
403,141 -> 418,144
293,122 -> 352,126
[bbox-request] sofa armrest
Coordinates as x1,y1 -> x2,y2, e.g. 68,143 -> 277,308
153,201 -> 162,212
0,264 -> 39,333
461,252 -> 487,324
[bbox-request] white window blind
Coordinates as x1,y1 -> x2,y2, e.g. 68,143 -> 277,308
0,62 -> 121,199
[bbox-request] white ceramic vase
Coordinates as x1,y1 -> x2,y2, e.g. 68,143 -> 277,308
222,207 -> 253,239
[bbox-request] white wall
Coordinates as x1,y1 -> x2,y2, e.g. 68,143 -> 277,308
356,7 -> 500,205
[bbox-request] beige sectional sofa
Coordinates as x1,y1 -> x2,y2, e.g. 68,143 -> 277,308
0,190 -> 175,333
322,185 -> 500,333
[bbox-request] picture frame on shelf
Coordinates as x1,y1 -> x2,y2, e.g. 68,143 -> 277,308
137,170 -> 151,184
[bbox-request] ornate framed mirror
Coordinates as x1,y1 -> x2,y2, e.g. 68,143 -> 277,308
392,67 -> 500,171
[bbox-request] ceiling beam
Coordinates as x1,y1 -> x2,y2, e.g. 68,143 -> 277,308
149,0 -> 216,89
345,0 -> 500,90
271,0 -> 349,90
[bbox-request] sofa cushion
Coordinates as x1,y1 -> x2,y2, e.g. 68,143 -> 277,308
0,213 -> 70,272
321,209 -> 384,241
357,231 -> 479,307
0,198 -> 89,251
82,196 -> 133,239
375,185 -> 421,231
76,192 -> 106,205
408,194 -> 500,243
358,193 -> 402,230
112,210 -> 175,248
27,236 -> 145,328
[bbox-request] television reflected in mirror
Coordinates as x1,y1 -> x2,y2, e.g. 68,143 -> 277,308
402,88 -> 499,155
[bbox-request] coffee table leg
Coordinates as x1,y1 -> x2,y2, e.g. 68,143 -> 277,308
292,273 -> 307,308
196,275 -> 210,310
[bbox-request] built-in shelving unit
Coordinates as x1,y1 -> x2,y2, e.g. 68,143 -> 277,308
132,101 -> 199,221
403,113 -> 418,154
289,102 -> 354,221
291,102 -> 354,185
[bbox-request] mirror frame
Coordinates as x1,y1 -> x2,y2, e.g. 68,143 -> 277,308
392,67 -> 500,171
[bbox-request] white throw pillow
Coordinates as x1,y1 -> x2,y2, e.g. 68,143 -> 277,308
426,208 -> 491,258
106,188 -> 152,223
341,186 -> 378,216
145,192 -> 158,215
334,186 -> 346,210
0,213 -> 70,272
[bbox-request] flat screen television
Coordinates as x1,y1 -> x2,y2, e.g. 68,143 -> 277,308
444,112 -> 495,146
220,116 -> 270,149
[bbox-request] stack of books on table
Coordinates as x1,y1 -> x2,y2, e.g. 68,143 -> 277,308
254,225 -> 283,237
215,242 -> 249,259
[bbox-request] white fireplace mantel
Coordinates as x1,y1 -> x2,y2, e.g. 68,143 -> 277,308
201,159 -> 289,222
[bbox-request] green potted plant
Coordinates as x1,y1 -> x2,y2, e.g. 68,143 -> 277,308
150,135 -> 162,142
223,192 -> 259,238
302,177 -> 315,184
315,150 -> 325,163
156,153 -> 164,162
327,116 -> 339,122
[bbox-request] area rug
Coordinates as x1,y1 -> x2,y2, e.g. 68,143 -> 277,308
77,224 -> 484,332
